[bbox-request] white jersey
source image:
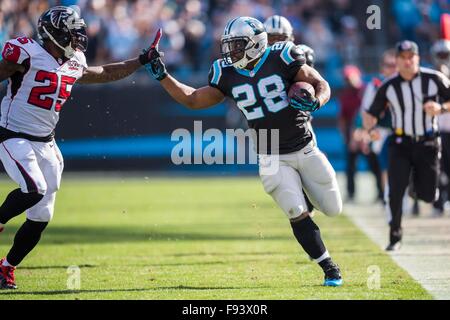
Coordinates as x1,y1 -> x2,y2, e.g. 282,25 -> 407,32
1,37 -> 87,137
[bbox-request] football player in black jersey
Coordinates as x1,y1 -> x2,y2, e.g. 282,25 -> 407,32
264,15 -> 317,213
146,17 -> 343,286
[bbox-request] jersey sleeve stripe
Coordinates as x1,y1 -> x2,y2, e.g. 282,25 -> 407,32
281,42 -> 295,65
210,60 -> 222,85
2,42 -> 30,65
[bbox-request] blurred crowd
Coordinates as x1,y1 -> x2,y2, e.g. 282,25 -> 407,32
1,0 -> 449,79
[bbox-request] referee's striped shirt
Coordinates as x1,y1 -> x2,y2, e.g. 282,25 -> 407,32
368,67 -> 450,137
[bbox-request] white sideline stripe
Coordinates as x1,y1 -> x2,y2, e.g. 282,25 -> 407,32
341,173 -> 450,300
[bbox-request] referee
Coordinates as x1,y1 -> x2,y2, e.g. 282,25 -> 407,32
363,40 -> 450,251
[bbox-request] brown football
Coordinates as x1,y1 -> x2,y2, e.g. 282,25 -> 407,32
288,82 -> 315,100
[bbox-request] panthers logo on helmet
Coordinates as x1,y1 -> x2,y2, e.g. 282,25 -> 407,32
244,18 -> 264,35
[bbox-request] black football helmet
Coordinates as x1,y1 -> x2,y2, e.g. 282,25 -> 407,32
37,6 -> 88,58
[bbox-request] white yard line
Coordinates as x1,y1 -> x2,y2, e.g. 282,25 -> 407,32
338,174 -> 450,300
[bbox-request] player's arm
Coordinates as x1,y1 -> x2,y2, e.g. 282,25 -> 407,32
144,29 -> 225,109
283,44 -> 328,112
77,58 -> 141,84
1,41 -> 29,82
424,71 -> 450,115
160,75 -> 225,110
78,30 -> 170,84
0,59 -> 25,82
294,64 -> 331,108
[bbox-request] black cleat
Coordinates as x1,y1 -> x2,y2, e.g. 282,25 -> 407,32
385,241 -> 402,251
323,261 -> 343,287
386,228 -> 402,251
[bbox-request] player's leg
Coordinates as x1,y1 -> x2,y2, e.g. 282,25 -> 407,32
0,138 -> 48,289
366,151 -> 384,202
302,189 -> 315,212
1,141 -> 63,289
378,134 -> 390,206
441,133 -> 450,211
291,145 -> 343,284
297,145 -> 343,217
25,141 -> 63,223
411,139 -> 439,203
0,139 -> 46,228
431,133 -> 448,215
259,154 -> 342,286
346,149 -> 357,201
303,122 -> 318,212
386,140 -> 412,250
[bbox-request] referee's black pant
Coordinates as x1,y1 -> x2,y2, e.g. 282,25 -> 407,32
387,135 -> 440,233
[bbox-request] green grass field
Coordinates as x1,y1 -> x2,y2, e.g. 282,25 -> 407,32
0,177 -> 431,299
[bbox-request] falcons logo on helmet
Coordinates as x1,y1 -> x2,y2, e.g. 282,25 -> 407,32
49,7 -> 68,28
49,7 -> 84,31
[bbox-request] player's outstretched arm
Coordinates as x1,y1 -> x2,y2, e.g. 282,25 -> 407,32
77,29 -> 168,84
144,29 -> 225,109
0,59 -> 25,82
294,64 -> 331,108
159,75 -> 225,110
77,58 -> 141,84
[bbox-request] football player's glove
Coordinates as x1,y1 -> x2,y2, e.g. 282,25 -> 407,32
290,89 -> 320,112
139,28 -> 168,81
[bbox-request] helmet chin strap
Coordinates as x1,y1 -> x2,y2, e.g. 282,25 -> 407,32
42,26 -> 75,59
234,53 -> 261,70
246,54 -> 261,68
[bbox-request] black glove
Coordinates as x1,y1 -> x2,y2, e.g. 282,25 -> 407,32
290,89 -> 320,112
139,29 -> 168,81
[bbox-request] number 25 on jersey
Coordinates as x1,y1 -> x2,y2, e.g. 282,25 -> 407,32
28,71 -> 76,112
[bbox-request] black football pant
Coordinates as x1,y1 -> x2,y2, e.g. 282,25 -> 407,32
388,135 -> 440,232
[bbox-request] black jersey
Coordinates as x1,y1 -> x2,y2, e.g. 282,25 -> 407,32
208,41 -> 312,154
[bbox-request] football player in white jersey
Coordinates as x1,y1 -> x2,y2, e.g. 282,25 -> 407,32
0,6 -> 158,289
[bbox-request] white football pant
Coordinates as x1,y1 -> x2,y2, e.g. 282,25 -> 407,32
259,140 -> 342,220
0,138 -> 63,222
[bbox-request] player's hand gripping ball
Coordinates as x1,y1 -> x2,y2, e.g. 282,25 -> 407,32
288,82 -> 320,112
139,28 -> 168,81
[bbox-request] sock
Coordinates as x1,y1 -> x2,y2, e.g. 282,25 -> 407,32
290,216 -> 329,265
2,259 -> 13,268
0,189 -> 43,224
6,219 -> 48,267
